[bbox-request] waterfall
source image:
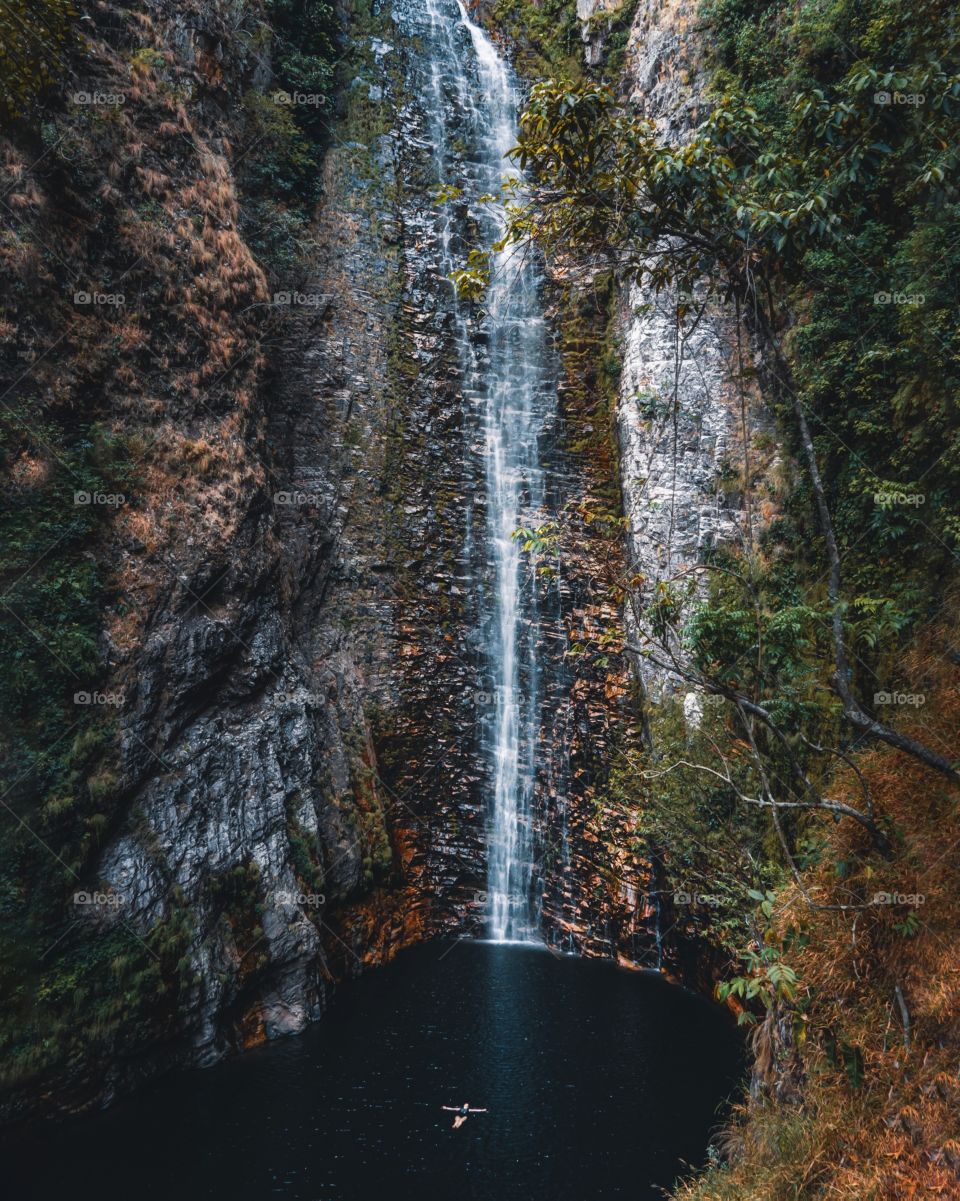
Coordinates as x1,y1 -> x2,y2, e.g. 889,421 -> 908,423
420,0 -> 554,943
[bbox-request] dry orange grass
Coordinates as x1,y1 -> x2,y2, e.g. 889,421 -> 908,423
676,612 -> 960,1199
1,2 -> 281,672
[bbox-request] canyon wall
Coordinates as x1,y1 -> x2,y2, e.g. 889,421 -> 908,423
1,0 -> 449,1114
560,0 -> 777,979
1,0 -> 658,1118
615,0 -> 773,701
2,0 -> 779,1117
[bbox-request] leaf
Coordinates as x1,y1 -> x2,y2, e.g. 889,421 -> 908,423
842,1042 -> 865,1089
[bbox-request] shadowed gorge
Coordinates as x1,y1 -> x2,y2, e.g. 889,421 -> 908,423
1,0 -> 959,1198
4,943 -> 744,1200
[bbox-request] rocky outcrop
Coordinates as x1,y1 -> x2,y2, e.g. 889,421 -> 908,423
0,0 -> 477,1116
530,279 -> 652,963
3,0 -> 735,1122
576,0 -> 628,67
614,0 -> 772,703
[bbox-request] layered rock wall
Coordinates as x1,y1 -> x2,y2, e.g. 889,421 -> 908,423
614,0 -> 771,702
1,0 -> 708,1119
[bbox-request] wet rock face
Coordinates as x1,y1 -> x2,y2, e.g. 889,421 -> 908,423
74,0 -> 500,1090
76,0 -> 612,1091
615,0 -> 772,703
372,0 -> 500,932
19,0 -> 721,1113
525,280 -> 648,963
576,0 -> 626,66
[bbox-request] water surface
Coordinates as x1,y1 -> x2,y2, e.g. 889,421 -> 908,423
7,942 -> 743,1200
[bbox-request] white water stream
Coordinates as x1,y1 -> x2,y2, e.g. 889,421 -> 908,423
422,0 -> 553,941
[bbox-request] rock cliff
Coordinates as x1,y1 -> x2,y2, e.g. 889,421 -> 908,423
614,0 -> 773,706
4,0 -> 777,1118
0,0 -> 659,1118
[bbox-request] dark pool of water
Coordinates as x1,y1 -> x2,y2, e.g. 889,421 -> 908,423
5,941 -> 743,1200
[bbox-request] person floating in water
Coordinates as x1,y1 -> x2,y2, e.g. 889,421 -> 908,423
442,1102 -> 487,1129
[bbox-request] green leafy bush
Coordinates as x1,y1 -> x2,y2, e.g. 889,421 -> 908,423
0,0 -> 77,124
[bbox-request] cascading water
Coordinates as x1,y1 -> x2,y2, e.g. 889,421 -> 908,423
419,0 -> 555,942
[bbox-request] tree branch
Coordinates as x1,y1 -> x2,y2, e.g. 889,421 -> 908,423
753,318 -> 960,785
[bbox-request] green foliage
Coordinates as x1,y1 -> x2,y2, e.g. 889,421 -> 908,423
489,0 -> 585,79
0,423 -> 134,858
607,699 -> 786,955
268,0 -> 338,121
697,0 -> 960,643
678,558 -> 824,726
239,198 -> 317,284
0,415 -> 146,1087
717,892 -> 805,1023
0,904 -> 196,1088
242,91 -> 324,204
513,521 -> 560,555
210,861 -> 270,972
507,0 -> 960,681
718,944 -> 800,1014
450,248 -> 492,301
286,801 -> 326,896
239,0 -> 339,282
893,910 -> 920,937
0,0 -> 77,124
